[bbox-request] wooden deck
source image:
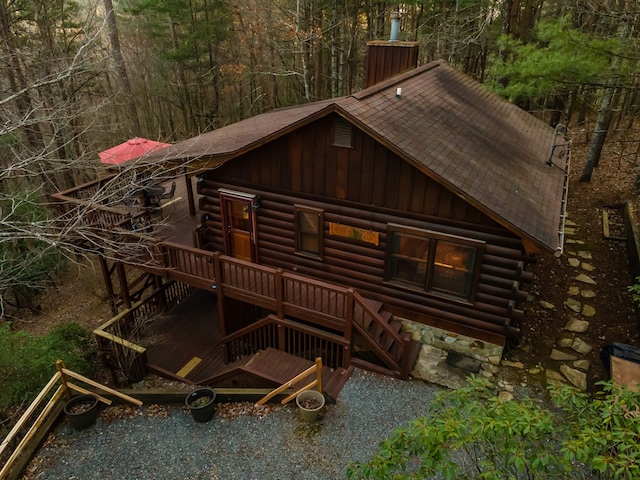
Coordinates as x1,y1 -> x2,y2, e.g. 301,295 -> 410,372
139,290 -> 223,382
150,177 -> 200,247
138,289 -> 352,400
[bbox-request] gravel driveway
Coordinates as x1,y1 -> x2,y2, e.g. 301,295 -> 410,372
28,369 -> 441,479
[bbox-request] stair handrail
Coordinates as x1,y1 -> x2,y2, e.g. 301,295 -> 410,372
351,291 -> 405,371
221,314 -> 349,365
352,291 -> 405,345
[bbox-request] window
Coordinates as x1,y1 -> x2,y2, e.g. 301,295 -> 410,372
295,206 -> 323,258
386,225 -> 481,301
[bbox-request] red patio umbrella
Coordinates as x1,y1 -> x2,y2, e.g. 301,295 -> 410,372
98,137 -> 171,165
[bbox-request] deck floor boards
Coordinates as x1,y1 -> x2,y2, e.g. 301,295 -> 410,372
138,290 -> 351,399
151,177 -> 200,247
139,290 -> 223,383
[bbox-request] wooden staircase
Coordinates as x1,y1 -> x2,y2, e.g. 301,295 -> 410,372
351,297 -> 422,379
193,348 -> 353,402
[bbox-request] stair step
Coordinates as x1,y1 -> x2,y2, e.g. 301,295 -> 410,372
323,365 -> 355,402
361,298 -> 383,313
350,357 -> 400,378
389,319 -> 403,333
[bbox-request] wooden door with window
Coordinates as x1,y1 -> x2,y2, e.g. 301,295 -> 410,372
220,191 -> 257,262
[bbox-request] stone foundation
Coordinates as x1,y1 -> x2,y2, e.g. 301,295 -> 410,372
400,318 -> 504,389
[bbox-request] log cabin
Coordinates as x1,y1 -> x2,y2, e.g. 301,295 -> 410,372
53,39 -> 570,390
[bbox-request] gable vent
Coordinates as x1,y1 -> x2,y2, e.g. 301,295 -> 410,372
333,117 -> 353,148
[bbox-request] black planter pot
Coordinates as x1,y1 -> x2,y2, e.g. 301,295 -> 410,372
64,394 -> 100,431
185,388 -> 216,423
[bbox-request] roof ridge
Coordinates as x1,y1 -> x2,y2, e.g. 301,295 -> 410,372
348,60 -> 443,101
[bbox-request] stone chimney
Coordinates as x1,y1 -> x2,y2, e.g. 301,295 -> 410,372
364,12 -> 419,88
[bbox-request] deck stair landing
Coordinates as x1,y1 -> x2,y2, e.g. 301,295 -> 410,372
191,348 -> 353,402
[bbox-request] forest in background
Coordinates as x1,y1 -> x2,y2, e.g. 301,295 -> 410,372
1,0 -> 639,316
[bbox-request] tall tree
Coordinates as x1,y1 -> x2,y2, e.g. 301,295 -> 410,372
103,0 -> 141,134
579,4 -> 637,182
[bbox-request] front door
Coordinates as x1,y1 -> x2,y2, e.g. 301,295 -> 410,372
220,191 -> 257,262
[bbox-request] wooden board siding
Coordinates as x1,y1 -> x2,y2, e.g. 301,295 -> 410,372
197,178 -> 528,343
212,114 -> 498,227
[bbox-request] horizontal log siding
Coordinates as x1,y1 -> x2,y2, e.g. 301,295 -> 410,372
197,179 -> 529,341
194,114 -> 532,341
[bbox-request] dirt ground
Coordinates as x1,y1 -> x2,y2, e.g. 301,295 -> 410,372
11,128 -> 640,394
508,128 -> 640,392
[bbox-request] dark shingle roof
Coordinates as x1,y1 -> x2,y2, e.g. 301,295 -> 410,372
141,100 -> 335,164
139,61 -> 567,253
337,62 -> 568,253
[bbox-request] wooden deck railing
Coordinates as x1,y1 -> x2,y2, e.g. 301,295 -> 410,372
159,241 -> 216,289
94,281 -> 196,384
51,183 -> 413,378
222,314 -> 349,369
281,273 -> 352,331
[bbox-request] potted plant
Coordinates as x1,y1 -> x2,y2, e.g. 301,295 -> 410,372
64,393 -> 100,430
295,390 -> 325,422
185,387 -> 216,423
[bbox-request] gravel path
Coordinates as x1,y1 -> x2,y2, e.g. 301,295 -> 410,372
28,370 -> 442,479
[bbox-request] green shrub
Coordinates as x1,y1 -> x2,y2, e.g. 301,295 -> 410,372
347,376 -> 640,480
0,322 -> 96,415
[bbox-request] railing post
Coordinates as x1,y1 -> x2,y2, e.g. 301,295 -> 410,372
400,337 -> 413,380
56,360 -> 72,400
275,268 -> 284,319
344,289 -> 354,370
345,288 -> 354,344
213,252 -> 227,340
156,242 -> 168,268
277,323 -> 285,352
315,357 -> 323,393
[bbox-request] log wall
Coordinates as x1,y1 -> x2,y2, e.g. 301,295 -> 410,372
197,114 -> 532,343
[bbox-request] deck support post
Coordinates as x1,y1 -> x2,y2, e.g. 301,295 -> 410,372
185,171 -> 196,216
213,252 -> 229,362
99,255 -> 118,315
116,261 -> 132,310
153,275 -> 166,310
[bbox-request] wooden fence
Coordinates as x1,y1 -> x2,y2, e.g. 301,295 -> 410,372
0,361 -> 141,480
256,357 -> 324,405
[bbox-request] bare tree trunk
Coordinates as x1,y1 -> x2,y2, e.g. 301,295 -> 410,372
103,0 -> 141,135
579,13 -> 629,182
168,13 -> 196,134
579,85 -> 616,182
0,1 -> 44,150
